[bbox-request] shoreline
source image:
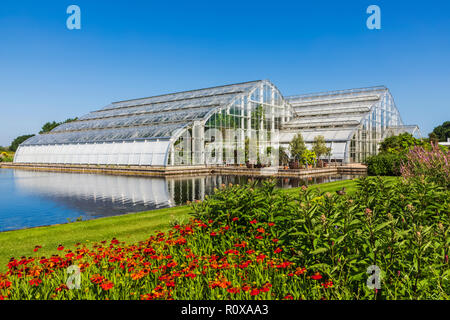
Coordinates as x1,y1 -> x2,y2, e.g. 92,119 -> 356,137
0,162 -> 367,177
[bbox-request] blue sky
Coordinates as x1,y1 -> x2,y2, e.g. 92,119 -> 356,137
0,0 -> 449,146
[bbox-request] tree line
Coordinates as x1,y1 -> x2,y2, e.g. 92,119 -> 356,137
3,118 -> 78,152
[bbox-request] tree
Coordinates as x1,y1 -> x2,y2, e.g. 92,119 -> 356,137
9,134 -> 35,152
312,135 -> 331,159
428,132 -> 439,144
429,121 -> 450,142
379,133 -> 423,155
39,118 -> 78,134
40,121 -> 59,134
289,133 -> 307,161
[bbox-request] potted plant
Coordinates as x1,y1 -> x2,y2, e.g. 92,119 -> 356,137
312,135 -> 331,168
289,133 -> 306,170
289,159 -> 300,169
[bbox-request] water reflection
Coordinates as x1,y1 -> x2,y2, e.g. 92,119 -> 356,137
0,169 -> 361,231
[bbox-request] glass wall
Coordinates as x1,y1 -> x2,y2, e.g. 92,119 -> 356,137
348,91 -> 403,162
168,82 -> 291,166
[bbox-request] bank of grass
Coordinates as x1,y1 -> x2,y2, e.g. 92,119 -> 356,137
0,177 -> 384,271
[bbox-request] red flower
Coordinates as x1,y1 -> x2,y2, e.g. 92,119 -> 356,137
238,260 -> 252,269
311,272 -> 322,280
100,282 -> 114,291
7,259 -> 19,269
321,280 -> 333,289
0,280 -> 12,289
33,245 -> 42,252
90,274 -> 105,284
234,242 -> 247,248
210,232 -> 217,237
256,254 -> 267,262
250,289 -> 260,296
274,247 -> 283,254
55,284 -> 69,292
272,238 -> 279,243
185,273 -> 197,278
232,217 -> 239,222
29,278 -> 42,287
276,261 -> 292,269
227,287 -> 240,294
57,245 -> 64,251
295,267 -> 307,275
249,219 -> 258,225
283,294 -> 294,300
268,222 -> 275,227
224,249 -> 239,255
256,227 -> 265,233
167,261 -> 178,268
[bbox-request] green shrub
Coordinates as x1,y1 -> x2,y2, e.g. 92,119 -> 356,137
0,152 -> 14,163
400,143 -> 450,188
365,153 -> 405,176
379,133 -> 424,155
190,177 -> 449,299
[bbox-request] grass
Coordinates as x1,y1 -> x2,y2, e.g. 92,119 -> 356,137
0,177 -> 380,272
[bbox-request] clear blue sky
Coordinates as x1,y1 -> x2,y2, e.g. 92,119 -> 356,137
0,0 -> 449,146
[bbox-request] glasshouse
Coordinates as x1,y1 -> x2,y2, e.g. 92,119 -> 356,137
280,86 -> 420,163
14,80 -> 292,166
13,81 -> 419,166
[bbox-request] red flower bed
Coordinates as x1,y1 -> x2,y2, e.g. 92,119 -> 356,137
0,217 -> 333,300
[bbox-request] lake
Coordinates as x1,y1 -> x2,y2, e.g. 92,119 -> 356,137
0,168 -> 362,232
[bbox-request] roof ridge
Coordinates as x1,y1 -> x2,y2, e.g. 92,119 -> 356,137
111,80 -> 263,105
287,85 -> 387,100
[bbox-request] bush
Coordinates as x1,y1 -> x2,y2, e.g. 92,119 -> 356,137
400,142 -> 450,188
0,152 -> 14,163
379,133 -> 424,155
365,153 -> 404,176
193,178 -> 449,299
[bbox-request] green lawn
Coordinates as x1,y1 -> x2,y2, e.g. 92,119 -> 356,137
0,178 -> 367,272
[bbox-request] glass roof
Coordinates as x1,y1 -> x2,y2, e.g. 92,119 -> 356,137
22,81 -> 263,146
53,107 -> 213,133
23,123 -> 187,145
282,86 -> 387,132
104,81 -> 260,111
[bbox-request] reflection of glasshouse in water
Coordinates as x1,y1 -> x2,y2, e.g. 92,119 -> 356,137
14,81 -> 419,165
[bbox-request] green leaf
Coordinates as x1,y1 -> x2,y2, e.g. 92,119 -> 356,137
311,247 -> 329,255
373,220 -> 394,232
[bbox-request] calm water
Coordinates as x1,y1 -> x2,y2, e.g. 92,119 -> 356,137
0,168 -> 361,232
